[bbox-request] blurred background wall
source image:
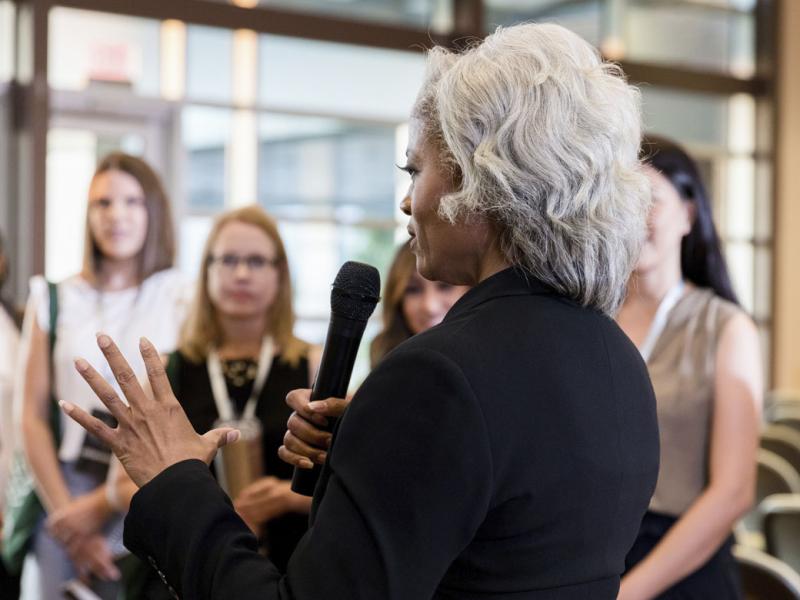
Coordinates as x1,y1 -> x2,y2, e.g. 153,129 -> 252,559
0,0 -> 797,389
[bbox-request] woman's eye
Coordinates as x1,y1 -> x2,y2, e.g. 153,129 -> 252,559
127,196 -> 145,207
404,285 -> 422,296
397,163 -> 418,178
94,198 -> 111,208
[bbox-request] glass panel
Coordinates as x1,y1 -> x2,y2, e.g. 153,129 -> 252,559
0,1 -> 13,82
753,246 -> 771,322
754,160 -> 772,241
48,7 -> 160,95
759,326 -> 770,390
641,87 -> 728,148
202,0 -> 447,29
625,2 -> 755,77
724,241 -> 753,314
485,0 -> 602,46
259,35 -> 425,122
182,106 -> 230,211
186,25 -> 233,102
722,156 -> 754,240
258,114 -> 398,222
178,215 -> 215,277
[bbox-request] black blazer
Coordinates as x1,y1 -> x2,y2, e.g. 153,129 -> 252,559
124,267 -> 659,599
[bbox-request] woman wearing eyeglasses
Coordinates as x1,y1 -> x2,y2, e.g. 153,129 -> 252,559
138,206 -> 318,577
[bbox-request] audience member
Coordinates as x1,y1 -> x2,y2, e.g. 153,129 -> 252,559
370,240 -> 468,367
14,152 -> 187,598
0,230 -> 21,600
616,135 -> 763,599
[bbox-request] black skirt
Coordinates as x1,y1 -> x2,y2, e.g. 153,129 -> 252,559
624,511 -> 742,600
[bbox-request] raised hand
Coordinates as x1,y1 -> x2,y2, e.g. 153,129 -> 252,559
60,334 -> 240,488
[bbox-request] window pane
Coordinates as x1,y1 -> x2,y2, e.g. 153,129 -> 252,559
48,7 -> 160,96
186,25 -> 233,102
0,1 -> 13,83
201,0 -> 448,29
754,247 -> 771,322
641,87 -> 728,147
725,241 -> 754,313
259,35 -> 425,122
625,3 -> 755,77
178,215 -> 214,277
485,0 -> 602,46
722,156 -> 754,239
182,106 -> 230,210
258,114 -> 397,222
754,160 -> 773,241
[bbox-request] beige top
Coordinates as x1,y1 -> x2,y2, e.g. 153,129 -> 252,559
647,285 -> 742,516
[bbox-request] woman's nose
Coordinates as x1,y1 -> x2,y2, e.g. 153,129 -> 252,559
400,194 -> 411,216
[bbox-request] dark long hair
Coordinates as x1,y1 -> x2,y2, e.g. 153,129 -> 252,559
84,152 -> 176,283
640,135 -> 739,305
0,230 -> 21,328
369,242 -> 416,368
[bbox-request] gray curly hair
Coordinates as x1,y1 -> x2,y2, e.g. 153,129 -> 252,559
412,23 -> 650,316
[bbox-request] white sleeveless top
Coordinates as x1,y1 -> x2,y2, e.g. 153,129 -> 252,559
23,269 -> 191,462
0,307 -> 20,511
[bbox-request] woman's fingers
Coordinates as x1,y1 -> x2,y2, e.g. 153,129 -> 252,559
73,359 -> 130,426
287,412 -> 332,448
139,337 -> 173,401
277,445 -> 314,470
285,389 -> 328,427
59,401 -> 116,449
308,397 -> 350,419
95,334 -> 148,409
282,429 -> 327,465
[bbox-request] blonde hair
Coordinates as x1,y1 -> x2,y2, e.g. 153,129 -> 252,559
413,23 -> 650,316
369,241 -> 417,367
83,152 -> 175,282
178,205 -> 308,366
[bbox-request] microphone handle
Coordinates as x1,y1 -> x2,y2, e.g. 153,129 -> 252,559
291,316 -> 368,496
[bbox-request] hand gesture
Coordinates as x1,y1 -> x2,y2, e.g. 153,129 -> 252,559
60,334 -> 240,488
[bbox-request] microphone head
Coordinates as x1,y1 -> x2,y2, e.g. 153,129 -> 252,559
331,261 -> 381,322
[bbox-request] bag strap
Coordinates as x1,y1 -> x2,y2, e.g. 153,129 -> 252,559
47,281 -> 61,445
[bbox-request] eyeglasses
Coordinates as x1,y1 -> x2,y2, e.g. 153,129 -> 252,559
207,254 -> 280,273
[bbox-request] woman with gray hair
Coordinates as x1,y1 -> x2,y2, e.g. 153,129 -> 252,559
61,23 -> 659,599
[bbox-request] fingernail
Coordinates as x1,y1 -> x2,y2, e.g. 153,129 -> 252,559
325,435 -> 333,448
139,336 -> 151,349
226,430 -> 241,444
308,401 -> 325,412
58,400 -> 74,413
317,452 -> 327,464
96,333 -> 111,348
74,358 -> 89,372
300,458 -> 314,469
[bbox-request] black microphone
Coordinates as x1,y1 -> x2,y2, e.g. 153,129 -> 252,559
291,261 -> 380,496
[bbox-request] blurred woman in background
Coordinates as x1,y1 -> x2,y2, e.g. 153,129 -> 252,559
0,230 -> 21,600
370,240 -> 468,367
116,206 -> 320,594
617,135 -> 762,599
15,153 -> 187,598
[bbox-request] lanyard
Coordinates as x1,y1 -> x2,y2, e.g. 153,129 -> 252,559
207,337 -> 274,422
639,281 -> 685,363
